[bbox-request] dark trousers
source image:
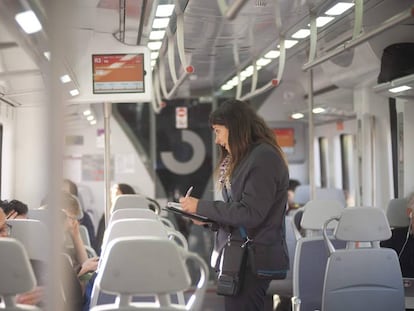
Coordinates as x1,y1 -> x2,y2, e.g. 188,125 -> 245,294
224,267 -> 272,311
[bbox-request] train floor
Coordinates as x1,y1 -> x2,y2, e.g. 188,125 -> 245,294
185,282 -> 291,311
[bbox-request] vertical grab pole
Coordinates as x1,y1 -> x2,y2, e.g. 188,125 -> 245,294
308,69 -> 315,199
104,102 -> 112,227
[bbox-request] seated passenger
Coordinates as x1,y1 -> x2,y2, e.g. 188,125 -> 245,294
63,178 -> 96,251
94,183 -> 136,254
0,199 -> 29,219
287,179 -> 301,214
0,207 -> 44,306
381,193 -> 414,277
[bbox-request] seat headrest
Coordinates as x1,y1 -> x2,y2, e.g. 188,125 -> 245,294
7,219 -> 48,261
301,200 -> 343,230
101,218 -> 168,256
335,207 -> 391,242
96,237 -> 191,294
0,238 -> 36,295
386,198 -> 409,228
111,194 -> 149,213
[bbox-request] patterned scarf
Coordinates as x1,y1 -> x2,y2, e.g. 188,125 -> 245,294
218,155 -> 231,189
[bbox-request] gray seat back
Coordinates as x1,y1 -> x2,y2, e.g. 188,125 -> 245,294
322,207 -> 405,311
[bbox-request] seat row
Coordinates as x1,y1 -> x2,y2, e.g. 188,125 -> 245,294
268,199 -> 406,311
1,195 -> 209,310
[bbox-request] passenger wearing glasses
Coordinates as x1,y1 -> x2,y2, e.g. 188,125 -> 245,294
0,208 -> 44,305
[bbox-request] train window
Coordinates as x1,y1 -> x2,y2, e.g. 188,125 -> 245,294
318,137 -> 328,188
340,134 -> 355,206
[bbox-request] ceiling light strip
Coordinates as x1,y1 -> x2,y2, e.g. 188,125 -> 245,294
303,6 -> 414,70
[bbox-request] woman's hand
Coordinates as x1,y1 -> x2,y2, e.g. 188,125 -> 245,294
179,196 -> 198,214
179,196 -> 205,225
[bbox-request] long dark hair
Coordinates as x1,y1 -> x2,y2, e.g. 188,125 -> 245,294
117,183 -> 136,195
210,99 -> 288,181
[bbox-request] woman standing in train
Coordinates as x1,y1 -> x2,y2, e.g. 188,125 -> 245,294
180,99 -> 290,311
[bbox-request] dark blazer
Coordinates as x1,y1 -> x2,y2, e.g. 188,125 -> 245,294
197,143 -> 289,268
381,227 -> 414,277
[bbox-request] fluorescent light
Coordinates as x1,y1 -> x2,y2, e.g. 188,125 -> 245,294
150,52 -> 159,60
149,30 -> 165,40
147,41 -> 162,50
90,120 -> 97,125
389,85 -> 412,93
151,60 -> 156,67
264,50 -> 280,59
291,113 -> 304,119
60,74 -> 71,84
221,84 -> 234,91
87,115 -> 94,121
292,29 -> 310,39
256,58 -> 272,67
152,18 -> 170,29
278,40 -> 298,49
231,76 -> 240,84
228,78 -> 239,87
315,16 -> 334,27
83,110 -> 91,116
156,4 -> 175,17
15,10 -> 42,34
240,70 -> 253,78
69,89 -> 79,96
312,107 -> 326,114
325,2 -> 354,16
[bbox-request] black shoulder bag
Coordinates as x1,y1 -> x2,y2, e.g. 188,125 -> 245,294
216,231 -> 249,296
243,227 -> 289,280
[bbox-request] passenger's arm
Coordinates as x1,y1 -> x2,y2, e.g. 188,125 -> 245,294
67,218 -> 89,265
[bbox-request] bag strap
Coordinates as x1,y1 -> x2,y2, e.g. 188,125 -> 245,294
239,227 -> 252,247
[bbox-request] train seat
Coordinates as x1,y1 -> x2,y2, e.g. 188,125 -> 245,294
91,218 -> 188,308
266,216 -> 300,298
110,208 -> 175,229
112,194 -> 160,214
7,219 -> 48,262
0,238 -> 40,310
321,207 -> 405,311
386,198 -> 409,228
293,185 -> 346,207
90,236 -> 208,311
291,200 -> 345,311
27,208 -> 49,224
101,218 -> 188,254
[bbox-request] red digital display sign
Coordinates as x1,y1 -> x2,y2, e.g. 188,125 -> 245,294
92,54 -> 145,94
